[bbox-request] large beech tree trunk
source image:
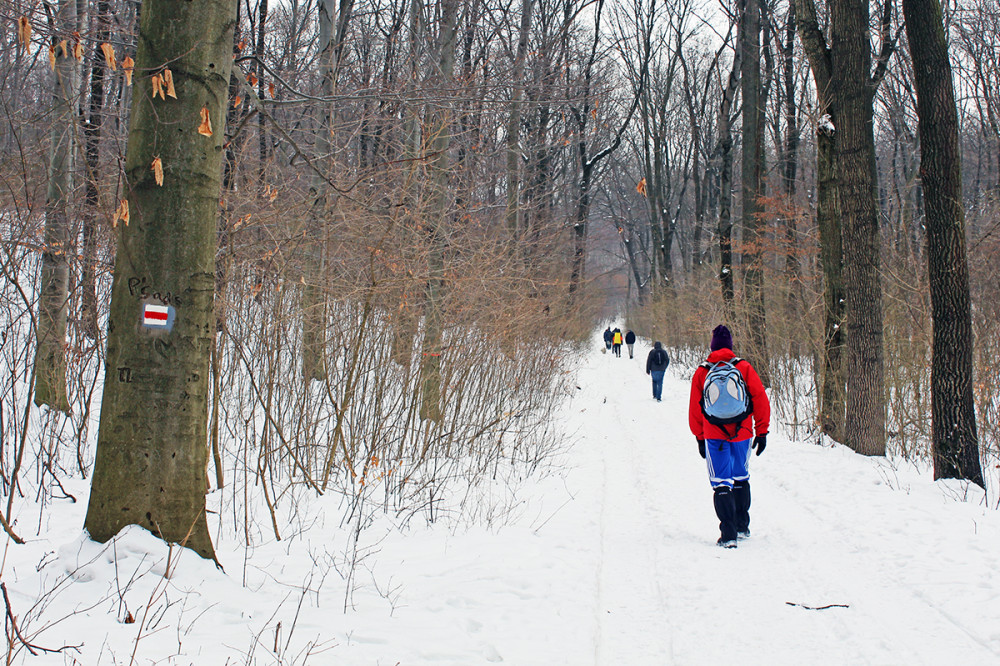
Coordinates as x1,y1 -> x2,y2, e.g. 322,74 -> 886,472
84,0 -> 236,560
903,0 -> 984,486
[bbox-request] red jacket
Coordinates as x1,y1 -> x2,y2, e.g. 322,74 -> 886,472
688,348 -> 770,442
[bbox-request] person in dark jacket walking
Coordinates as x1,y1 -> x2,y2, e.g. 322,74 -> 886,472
624,330 -> 636,358
603,327 -> 613,352
688,325 -> 770,549
645,341 -> 669,401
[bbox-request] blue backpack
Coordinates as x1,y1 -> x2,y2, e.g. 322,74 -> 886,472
700,358 -> 753,426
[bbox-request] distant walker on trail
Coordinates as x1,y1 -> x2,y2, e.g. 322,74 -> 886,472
688,325 -> 770,549
611,328 -> 623,358
625,330 -> 636,359
645,342 -> 669,402
603,327 -> 613,353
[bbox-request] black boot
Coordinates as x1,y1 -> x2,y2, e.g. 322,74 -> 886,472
733,480 -> 751,538
713,486 -> 738,547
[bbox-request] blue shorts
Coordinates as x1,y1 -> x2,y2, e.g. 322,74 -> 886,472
705,438 -> 752,488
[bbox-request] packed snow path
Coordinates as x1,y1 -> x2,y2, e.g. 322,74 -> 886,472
557,338 -> 1000,664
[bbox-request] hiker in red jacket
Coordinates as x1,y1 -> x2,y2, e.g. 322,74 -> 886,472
688,325 -> 770,548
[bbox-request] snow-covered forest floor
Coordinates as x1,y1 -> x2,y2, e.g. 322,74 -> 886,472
4,331 -> 1000,665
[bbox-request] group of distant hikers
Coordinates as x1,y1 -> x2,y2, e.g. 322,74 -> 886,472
603,324 -> 770,549
603,327 -> 636,358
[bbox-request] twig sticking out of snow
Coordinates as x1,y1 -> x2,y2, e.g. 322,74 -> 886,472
785,601 -> 850,611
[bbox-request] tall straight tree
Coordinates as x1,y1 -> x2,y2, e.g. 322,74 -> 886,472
419,0 -> 460,423
715,24 -> 741,311
505,0 -> 534,237
33,0 -> 79,413
796,0 -> 845,441
740,0 -> 769,384
902,0 -> 984,486
81,0 -> 112,339
301,0 -> 349,383
831,0 -> 892,455
84,0 -> 237,559
798,0 -> 893,454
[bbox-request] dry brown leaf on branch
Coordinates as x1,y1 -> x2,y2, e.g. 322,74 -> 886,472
237,39 -> 246,52
73,40 -> 83,61
268,82 -> 275,98
59,39 -> 68,58
232,95 -> 242,108
17,17 -> 32,48
151,157 -> 163,186
151,74 -> 164,100
636,178 -> 647,197
198,107 -> 213,136
122,56 -> 134,85
162,68 -> 177,98
113,199 -> 130,228
247,72 -> 258,87
48,45 -> 56,70
99,43 -> 117,70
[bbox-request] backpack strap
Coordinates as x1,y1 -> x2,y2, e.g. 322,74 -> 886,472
700,357 -> 742,369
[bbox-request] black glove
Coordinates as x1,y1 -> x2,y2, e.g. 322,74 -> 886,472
753,434 -> 767,456
697,439 -> 706,459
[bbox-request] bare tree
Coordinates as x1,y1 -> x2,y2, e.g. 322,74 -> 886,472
902,0 -> 984,486
33,0 -> 81,413
741,0 -> 769,383
714,19 -> 741,311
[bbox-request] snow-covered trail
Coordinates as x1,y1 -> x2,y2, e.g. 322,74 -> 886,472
10,332 -> 1000,665
567,336 -> 1000,664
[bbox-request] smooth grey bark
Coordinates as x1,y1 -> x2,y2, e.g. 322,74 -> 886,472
301,0 -> 338,383
34,0 -> 79,413
84,0 -> 236,560
505,0 -> 534,237
418,0 -> 460,423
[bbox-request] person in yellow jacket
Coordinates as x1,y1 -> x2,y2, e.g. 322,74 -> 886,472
611,328 -> 623,357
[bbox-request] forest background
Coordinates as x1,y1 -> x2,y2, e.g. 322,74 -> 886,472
1,0 -> 1000,613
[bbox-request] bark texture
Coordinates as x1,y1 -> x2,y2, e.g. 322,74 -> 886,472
741,0 -> 770,385
716,32 -> 741,311
832,0 -> 885,456
84,0 -> 237,560
903,0 -> 984,486
795,0 -> 846,442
